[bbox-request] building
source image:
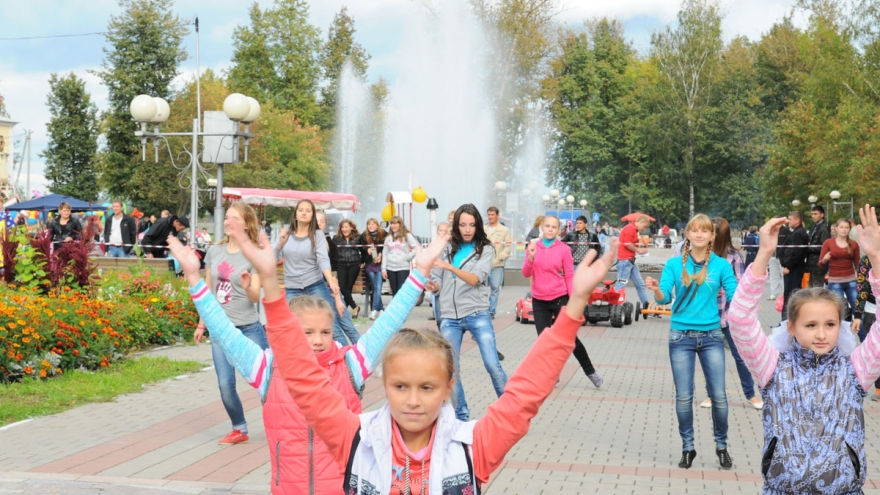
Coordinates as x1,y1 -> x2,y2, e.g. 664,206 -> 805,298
0,117 -> 18,200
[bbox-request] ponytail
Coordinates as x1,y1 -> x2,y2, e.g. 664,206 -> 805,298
681,239 -> 712,286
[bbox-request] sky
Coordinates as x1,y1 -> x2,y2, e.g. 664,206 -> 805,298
0,0 -> 804,196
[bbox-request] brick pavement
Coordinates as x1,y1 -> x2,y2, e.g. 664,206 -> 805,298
4,277 -> 880,494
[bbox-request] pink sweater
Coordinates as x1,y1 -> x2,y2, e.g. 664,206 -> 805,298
727,266 -> 880,390
522,239 -> 574,301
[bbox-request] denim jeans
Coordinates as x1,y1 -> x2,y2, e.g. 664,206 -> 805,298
723,326 -> 755,400
668,329 -> 728,451
108,245 -> 128,258
431,292 -> 442,323
488,267 -> 504,316
366,271 -> 384,311
441,310 -> 508,421
614,259 -> 650,304
212,321 -> 269,434
828,280 -> 858,318
285,280 -> 360,346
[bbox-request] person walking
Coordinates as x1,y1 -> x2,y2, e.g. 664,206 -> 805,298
523,215 -> 604,388
334,219 -> 362,318
819,218 -> 860,319
743,226 -> 759,268
381,215 -> 419,297
485,206 -> 512,319
194,201 -> 268,445
806,205 -> 832,287
778,211 -> 809,321
614,216 -> 652,312
427,203 -> 508,421
645,214 -> 738,470
524,216 -> 544,244
359,218 -> 386,320
103,200 -> 136,258
699,218 -> 763,410
141,213 -> 189,258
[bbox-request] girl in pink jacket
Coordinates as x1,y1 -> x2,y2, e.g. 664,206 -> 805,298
522,215 -> 604,388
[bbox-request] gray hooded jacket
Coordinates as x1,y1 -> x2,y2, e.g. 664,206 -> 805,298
431,243 -> 494,320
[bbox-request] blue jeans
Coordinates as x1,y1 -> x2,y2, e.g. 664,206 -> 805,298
366,271 -> 384,312
723,326 -> 755,400
440,310 -> 508,421
431,292 -> 442,323
285,280 -> 360,346
668,329 -> 728,451
108,245 -> 128,258
614,259 -> 650,304
488,267 -> 504,316
828,280 -> 858,317
212,321 -> 269,434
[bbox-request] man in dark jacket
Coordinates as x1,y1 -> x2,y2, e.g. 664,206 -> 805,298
806,205 -> 831,287
561,215 -> 601,265
141,214 -> 189,258
103,200 -> 137,257
779,211 -> 809,321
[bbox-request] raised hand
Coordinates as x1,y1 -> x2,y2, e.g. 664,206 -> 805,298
414,233 -> 450,277
167,235 -> 202,287
240,271 -> 252,291
857,205 -> 880,261
231,229 -> 282,301
758,217 -> 788,254
566,240 -> 617,320
527,240 -> 536,261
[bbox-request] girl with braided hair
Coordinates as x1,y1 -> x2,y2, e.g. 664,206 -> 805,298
645,214 -> 738,471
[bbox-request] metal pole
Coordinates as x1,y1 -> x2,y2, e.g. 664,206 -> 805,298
191,118 -> 199,246
26,130 -> 31,198
214,164 -> 224,242
195,15 -> 201,123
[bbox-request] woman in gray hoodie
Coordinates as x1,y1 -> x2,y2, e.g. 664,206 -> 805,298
381,215 -> 420,297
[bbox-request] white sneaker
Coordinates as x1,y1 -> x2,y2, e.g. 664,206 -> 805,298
749,397 -> 764,410
369,310 -> 378,320
700,398 -> 712,408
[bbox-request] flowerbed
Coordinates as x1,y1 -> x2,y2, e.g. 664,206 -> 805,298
0,267 -> 198,383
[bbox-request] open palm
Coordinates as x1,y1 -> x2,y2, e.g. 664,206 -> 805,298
166,235 -> 201,275
858,205 -> 880,259
414,233 -> 450,277
572,240 -> 617,300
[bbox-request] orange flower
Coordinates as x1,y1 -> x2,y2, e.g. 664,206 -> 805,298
24,366 -> 32,374
7,322 -> 16,329
41,360 -> 50,368
72,349 -> 79,356
56,368 -> 62,374
39,369 -> 47,378
21,337 -> 30,343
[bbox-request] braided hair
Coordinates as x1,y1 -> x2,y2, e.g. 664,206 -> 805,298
681,214 -> 715,286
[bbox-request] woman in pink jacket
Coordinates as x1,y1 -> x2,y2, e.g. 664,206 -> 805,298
523,215 -> 605,388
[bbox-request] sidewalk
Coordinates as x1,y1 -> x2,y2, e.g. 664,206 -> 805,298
3,280 -> 880,494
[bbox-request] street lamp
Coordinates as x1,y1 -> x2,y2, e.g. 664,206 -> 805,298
792,199 -> 801,207
808,195 -> 818,205
830,190 -> 854,218
130,92 -> 260,244
557,198 -> 566,217
566,195 -> 574,228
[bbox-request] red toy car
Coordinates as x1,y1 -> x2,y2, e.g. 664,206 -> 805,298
584,280 -> 634,328
516,292 -> 534,324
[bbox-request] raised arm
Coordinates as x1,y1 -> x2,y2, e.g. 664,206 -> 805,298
472,242 -> 617,483
850,205 -> 880,389
727,218 -> 787,388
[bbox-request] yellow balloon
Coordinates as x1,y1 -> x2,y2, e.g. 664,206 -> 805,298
412,186 -> 427,203
381,203 -> 395,222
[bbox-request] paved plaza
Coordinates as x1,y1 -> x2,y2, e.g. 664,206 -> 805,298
4,274 -> 880,494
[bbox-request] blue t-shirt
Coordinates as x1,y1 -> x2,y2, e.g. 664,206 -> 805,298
450,242 -> 476,278
656,253 -> 738,331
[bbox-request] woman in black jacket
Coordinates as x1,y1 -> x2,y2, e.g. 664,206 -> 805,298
48,202 -> 82,251
334,219 -> 363,317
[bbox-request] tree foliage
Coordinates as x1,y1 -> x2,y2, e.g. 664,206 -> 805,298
42,73 -> 100,201
318,6 -> 370,130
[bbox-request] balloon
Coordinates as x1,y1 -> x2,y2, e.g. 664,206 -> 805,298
412,186 -> 427,203
26,218 -> 37,226
381,203 -> 395,222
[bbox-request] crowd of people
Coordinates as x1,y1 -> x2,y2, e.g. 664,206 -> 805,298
39,193 -> 880,494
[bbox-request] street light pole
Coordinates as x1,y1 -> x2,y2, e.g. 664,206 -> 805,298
830,190 -> 854,219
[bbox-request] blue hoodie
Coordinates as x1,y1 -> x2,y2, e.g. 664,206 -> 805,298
656,252 -> 738,331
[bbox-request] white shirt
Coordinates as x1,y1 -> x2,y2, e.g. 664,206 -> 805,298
110,215 -> 123,245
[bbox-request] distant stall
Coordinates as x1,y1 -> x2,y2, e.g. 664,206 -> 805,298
221,187 -> 360,212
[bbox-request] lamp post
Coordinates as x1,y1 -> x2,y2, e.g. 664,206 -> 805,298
580,199 -> 588,228
566,195 -> 574,229
557,198 -> 566,218
830,190 -> 854,218
130,93 -> 260,243
791,199 -> 801,208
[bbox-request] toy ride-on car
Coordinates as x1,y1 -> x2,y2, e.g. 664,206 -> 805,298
516,292 -> 534,324
584,280 -> 634,328
634,301 -> 672,321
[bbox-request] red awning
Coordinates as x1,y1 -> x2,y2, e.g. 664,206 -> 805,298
222,188 -> 360,212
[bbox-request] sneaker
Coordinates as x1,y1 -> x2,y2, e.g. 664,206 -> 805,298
587,372 -> 604,388
872,390 -> 880,401
716,448 -> 733,469
678,450 -> 697,469
749,397 -> 764,409
369,310 -> 378,320
218,429 -> 249,445
700,398 -> 712,408
497,351 -> 505,361
352,306 -> 360,318
766,295 -> 777,301
428,314 -> 436,321
491,313 -> 496,319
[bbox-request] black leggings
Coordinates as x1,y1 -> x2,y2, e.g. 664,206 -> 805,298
337,263 -> 360,309
386,270 -> 410,297
532,295 -> 596,376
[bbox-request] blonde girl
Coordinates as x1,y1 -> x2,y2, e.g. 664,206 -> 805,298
728,207 -> 880,493
645,214 -> 738,470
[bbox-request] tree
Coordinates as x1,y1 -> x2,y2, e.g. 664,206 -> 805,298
0,87 -> 7,117
93,0 -> 188,213
318,6 -> 370,130
227,0 -> 323,123
651,0 -> 724,218
41,73 -> 100,201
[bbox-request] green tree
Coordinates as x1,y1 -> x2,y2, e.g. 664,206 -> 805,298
318,6 -> 370,130
92,0 -> 188,213
227,0 -> 323,123
41,73 -> 100,201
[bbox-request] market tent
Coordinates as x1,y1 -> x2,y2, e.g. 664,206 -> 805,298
222,188 -> 360,211
620,212 -> 656,223
5,194 -> 98,213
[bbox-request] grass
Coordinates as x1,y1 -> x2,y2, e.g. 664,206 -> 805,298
0,357 -> 204,427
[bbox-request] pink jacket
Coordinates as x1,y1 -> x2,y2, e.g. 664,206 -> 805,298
522,239 -> 574,301
264,344 -> 361,494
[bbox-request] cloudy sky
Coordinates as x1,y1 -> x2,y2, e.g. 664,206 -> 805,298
0,0 -> 802,195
